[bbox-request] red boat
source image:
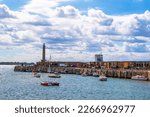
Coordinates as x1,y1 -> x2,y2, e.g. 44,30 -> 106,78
41,81 -> 59,86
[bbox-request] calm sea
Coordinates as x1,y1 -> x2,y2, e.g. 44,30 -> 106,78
0,65 -> 150,100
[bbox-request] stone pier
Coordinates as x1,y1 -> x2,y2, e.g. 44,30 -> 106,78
14,65 -> 150,81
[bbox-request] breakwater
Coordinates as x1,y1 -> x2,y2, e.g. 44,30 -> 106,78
14,65 -> 150,81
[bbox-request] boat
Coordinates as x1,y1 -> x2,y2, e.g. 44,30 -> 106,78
47,55 -> 61,78
131,75 -> 148,81
99,74 -> 107,81
48,55 -> 61,78
81,71 -> 93,76
33,72 -> 41,78
48,73 -> 61,78
41,81 -> 59,86
81,72 -> 87,77
93,72 -> 99,77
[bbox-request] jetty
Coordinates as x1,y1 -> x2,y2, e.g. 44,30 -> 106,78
14,61 -> 150,81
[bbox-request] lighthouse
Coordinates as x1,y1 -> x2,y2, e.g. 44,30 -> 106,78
42,43 -> 46,62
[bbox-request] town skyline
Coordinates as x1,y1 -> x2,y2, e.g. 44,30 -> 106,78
0,0 -> 150,62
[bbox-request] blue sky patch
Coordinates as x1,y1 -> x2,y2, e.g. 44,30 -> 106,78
62,0 -> 150,15
0,0 -> 29,10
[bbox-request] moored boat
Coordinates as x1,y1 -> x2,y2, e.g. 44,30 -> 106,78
99,74 -> 107,81
48,73 -> 61,78
131,75 -> 148,81
81,72 -> 87,77
48,55 -> 61,78
33,72 -> 41,78
93,72 -> 99,77
41,81 -> 59,86
42,55 -> 60,86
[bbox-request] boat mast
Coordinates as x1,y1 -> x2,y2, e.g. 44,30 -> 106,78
48,55 -> 51,73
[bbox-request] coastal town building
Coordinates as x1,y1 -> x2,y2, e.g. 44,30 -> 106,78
95,54 -> 103,62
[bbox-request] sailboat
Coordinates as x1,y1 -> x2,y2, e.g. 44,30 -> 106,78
48,55 -> 61,78
40,55 -> 60,86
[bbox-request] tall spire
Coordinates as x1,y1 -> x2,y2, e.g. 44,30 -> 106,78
42,43 -> 46,62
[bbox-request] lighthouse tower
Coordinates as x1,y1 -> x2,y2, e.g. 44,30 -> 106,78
42,43 -> 46,62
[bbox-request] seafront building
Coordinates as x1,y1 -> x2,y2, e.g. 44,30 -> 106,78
95,54 -> 103,62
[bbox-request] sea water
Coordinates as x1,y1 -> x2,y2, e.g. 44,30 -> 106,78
0,65 -> 150,100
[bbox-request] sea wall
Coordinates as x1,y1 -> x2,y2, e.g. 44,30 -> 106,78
148,71 -> 150,81
14,65 -> 150,80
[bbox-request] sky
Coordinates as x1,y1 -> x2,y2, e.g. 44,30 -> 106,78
0,0 -> 150,62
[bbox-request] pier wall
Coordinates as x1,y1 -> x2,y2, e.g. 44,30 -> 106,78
14,65 -> 150,80
148,71 -> 150,81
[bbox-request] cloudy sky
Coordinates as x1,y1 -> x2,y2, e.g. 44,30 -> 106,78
0,0 -> 150,62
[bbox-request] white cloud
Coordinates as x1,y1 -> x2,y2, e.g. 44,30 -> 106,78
0,4 -> 16,18
0,2 -> 150,62
22,0 -> 74,16
88,9 -> 113,26
55,5 -> 80,18
111,11 -> 150,37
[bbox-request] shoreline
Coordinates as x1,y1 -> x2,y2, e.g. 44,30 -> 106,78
14,65 -> 150,81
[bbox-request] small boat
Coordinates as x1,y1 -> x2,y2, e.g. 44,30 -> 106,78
93,72 -> 99,77
48,55 -> 61,78
131,75 -> 148,81
82,72 -> 87,77
99,74 -> 107,81
33,72 -> 41,78
54,72 -> 60,75
41,81 -> 59,86
48,73 -> 61,78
